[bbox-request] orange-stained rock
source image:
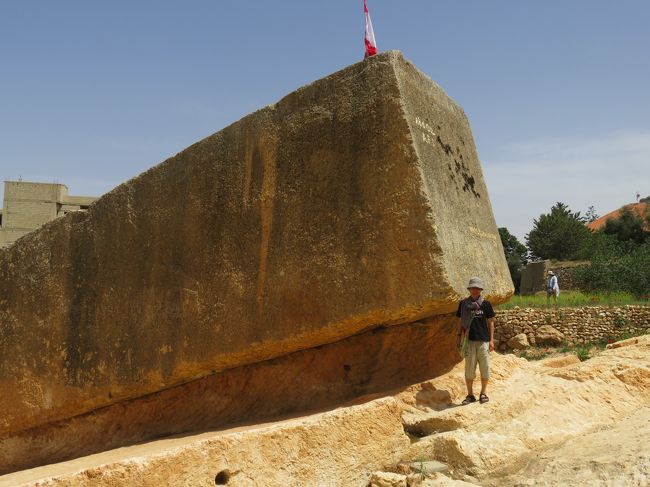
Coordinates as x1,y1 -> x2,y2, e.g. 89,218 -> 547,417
0,50 -> 511,470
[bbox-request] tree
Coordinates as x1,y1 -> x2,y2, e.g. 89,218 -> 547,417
525,202 -> 591,260
602,206 -> 648,244
499,227 -> 528,291
585,205 -> 599,223
499,227 -> 528,263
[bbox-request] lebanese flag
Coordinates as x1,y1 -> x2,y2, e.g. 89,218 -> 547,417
364,0 -> 377,59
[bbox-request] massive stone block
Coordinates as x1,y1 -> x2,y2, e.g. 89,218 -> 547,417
0,50 -> 512,467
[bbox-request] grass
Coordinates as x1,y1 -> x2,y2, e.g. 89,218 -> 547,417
497,290 -> 648,310
574,346 -> 591,362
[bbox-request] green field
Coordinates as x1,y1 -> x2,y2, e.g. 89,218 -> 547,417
497,290 -> 649,309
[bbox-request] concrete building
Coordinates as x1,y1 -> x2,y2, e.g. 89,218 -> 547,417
0,180 -> 98,248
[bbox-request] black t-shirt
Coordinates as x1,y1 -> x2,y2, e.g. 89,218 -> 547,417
455,299 -> 495,342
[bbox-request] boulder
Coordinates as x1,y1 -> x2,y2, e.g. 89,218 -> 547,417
536,325 -> 565,345
0,51 -> 512,472
507,333 -> 530,350
370,471 -> 409,487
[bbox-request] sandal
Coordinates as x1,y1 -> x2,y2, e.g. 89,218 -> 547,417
461,395 -> 476,405
479,393 -> 489,404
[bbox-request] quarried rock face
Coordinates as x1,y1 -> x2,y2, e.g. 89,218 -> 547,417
0,315 -> 459,474
0,51 -> 512,473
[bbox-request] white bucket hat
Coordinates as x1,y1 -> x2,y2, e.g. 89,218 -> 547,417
467,277 -> 485,290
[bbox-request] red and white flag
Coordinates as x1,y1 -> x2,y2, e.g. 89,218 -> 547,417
364,0 -> 377,59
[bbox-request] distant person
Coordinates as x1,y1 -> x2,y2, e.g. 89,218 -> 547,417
456,277 -> 495,405
547,271 -> 559,305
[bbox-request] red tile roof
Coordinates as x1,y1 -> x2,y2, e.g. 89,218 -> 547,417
586,202 -> 649,231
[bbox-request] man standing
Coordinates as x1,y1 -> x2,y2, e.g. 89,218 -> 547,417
546,271 -> 559,305
456,277 -> 495,405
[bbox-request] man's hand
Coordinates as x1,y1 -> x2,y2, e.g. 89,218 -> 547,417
489,340 -> 495,352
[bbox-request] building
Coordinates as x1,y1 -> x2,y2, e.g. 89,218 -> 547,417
0,180 -> 98,248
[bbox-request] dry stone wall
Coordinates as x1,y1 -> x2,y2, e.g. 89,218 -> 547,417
494,305 -> 650,349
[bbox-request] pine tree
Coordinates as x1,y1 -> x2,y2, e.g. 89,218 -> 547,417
585,205 -> 599,223
525,202 -> 591,260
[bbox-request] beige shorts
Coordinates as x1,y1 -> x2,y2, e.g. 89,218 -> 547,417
464,340 -> 490,380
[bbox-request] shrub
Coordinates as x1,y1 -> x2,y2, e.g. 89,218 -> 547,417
575,346 -> 590,361
572,237 -> 650,298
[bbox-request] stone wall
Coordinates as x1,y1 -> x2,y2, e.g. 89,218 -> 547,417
550,262 -> 588,291
494,305 -> 650,349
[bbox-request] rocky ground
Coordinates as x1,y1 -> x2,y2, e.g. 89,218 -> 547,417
2,336 -> 649,486
398,335 -> 650,486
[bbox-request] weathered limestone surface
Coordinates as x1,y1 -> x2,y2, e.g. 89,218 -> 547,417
0,50 -> 511,468
0,398 -> 411,487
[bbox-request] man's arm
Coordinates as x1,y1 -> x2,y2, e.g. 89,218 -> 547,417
457,318 -> 464,348
488,318 -> 495,352
455,303 -> 464,346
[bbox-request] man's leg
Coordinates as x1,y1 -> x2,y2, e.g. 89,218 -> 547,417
463,342 -> 478,402
466,378 -> 474,396
477,342 -> 491,400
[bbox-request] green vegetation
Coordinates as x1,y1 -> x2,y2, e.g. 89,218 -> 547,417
526,202 -> 591,260
585,205 -> 599,223
514,201 -> 649,300
602,205 -> 649,244
499,227 -> 528,292
573,232 -> 650,298
497,290 -> 647,309
574,345 -> 591,362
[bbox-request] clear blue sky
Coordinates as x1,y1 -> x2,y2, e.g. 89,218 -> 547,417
1,1 -> 649,241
